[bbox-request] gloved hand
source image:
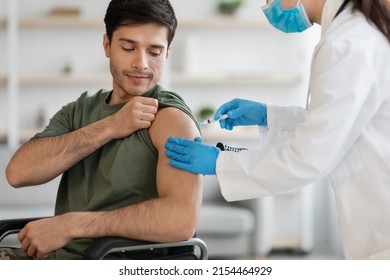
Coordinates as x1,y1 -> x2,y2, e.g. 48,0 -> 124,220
214,98 -> 267,130
165,137 -> 220,175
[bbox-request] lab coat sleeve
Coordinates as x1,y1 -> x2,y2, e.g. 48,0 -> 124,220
258,105 -> 305,149
216,39 -> 378,202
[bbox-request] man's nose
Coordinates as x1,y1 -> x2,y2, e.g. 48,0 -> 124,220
132,51 -> 148,70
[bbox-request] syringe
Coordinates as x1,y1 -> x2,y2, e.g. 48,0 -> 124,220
198,114 -> 228,127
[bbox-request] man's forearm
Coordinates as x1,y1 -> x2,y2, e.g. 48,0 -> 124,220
19,195 -> 199,259
6,117 -> 115,187
68,196 -> 199,243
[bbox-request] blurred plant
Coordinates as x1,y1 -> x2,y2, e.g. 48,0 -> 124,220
217,0 -> 244,15
61,61 -> 72,75
197,105 -> 215,120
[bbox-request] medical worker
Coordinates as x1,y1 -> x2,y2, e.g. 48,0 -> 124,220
165,0 -> 390,259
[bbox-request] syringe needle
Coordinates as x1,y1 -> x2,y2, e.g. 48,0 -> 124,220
198,114 -> 228,127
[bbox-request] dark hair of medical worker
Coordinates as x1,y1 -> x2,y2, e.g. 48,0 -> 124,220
350,0 -> 390,42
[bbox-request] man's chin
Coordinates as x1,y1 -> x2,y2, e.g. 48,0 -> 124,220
125,85 -> 155,96
122,86 -> 147,97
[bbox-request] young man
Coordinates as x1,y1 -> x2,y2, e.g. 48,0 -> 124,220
2,0 -> 202,260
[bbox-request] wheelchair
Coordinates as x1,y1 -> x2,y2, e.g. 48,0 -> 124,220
0,217 -> 208,260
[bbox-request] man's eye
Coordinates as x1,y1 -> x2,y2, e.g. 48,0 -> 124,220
123,47 -> 134,52
149,51 -> 161,57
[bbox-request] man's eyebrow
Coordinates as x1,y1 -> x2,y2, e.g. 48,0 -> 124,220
119,38 -> 136,43
118,38 -> 166,49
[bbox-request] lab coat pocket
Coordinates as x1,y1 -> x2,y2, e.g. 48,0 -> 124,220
328,147 -> 365,187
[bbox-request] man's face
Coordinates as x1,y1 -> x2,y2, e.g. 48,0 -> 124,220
104,23 -> 170,102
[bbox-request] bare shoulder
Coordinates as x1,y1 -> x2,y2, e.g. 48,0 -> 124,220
149,107 -> 200,150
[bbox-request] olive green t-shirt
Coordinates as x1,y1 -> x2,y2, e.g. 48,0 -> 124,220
33,85 -> 198,259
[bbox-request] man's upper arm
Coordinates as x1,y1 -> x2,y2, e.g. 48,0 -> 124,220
149,107 -> 203,211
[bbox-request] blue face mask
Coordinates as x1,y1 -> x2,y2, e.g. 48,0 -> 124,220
262,0 -> 313,33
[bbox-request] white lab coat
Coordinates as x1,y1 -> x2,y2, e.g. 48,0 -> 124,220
216,0 -> 390,260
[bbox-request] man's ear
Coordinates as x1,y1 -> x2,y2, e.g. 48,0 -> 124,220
165,46 -> 171,59
103,34 -> 110,58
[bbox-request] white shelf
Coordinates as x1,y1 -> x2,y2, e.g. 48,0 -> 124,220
0,74 -> 111,86
0,16 -> 268,29
19,16 -> 103,28
0,16 -> 103,28
20,74 -> 111,86
178,17 -> 270,29
171,72 -> 301,86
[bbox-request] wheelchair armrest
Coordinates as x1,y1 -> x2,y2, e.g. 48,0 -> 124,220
0,217 -> 49,243
83,237 -> 208,260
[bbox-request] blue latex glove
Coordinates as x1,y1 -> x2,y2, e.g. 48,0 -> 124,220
165,137 -> 220,175
214,98 -> 267,130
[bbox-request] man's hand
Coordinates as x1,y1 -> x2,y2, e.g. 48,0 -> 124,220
18,215 -> 74,259
109,96 -> 159,139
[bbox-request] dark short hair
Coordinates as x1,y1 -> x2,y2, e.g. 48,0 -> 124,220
104,0 -> 177,46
